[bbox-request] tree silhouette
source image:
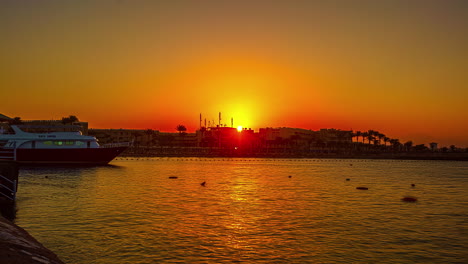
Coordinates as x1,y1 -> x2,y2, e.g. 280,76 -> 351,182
376,132 -> 384,145
355,131 -> 362,143
383,136 -> 390,147
69,115 -> 79,123
413,144 -> 428,152
11,117 -> 23,125
361,132 -> 368,144
404,141 -> 413,152
450,145 -> 456,152
176,125 -> 187,135
366,131 -> 375,145
389,139 -> 401,152
62,115 -> 79,124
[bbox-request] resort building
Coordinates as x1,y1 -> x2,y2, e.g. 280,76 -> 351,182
88,128 -> 147,145
0,114 -> 88,135
317,129 -> 353,144
258,127 -> 317,148
88,129 -> 199,148
19,120 -> 89,135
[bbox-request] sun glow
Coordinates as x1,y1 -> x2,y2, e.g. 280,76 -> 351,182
237,126 -> 243,132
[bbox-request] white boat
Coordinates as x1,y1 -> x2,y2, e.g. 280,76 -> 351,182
0,125 -> 128,165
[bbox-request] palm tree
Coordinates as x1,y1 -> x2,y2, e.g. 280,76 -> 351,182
404,141 -> 413,152
355,131 -> 362,143
376,133 -> 384,145
389,139 -> 400,152
361,132 -> 369,144
383,137 -> 390,147
366,132 -> 375,145
366,129 -> 376,145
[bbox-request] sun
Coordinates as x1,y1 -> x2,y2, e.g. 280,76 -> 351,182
237,126 -> 243,132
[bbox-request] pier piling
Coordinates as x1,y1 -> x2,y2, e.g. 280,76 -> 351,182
0,161 -> 18,220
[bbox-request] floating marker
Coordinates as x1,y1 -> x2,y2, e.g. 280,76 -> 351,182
356,187 -> 368,190
402,196 -> 417,202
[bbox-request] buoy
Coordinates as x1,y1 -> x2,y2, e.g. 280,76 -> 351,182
402,196 -> 417,202
168,176 -> 178,179
411,184 -> 415,187
356,187 -> 368,190
288,175 -> 292,178
200,181 -> 206,187
346,178 -> 350,181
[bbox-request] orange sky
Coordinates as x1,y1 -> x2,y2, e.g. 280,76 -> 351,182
1,1 -> 467,147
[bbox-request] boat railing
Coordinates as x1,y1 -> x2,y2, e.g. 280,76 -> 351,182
100,142 -> 132,148
0,173 -> 17,201
0,141 -> 16,161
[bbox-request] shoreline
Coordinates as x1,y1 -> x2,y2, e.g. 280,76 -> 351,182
119,149 -> 468,161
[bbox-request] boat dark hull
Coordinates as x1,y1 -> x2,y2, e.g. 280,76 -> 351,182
15,147 -> 127,165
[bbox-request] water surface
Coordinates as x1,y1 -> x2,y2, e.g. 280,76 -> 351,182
15,158 -> 468,263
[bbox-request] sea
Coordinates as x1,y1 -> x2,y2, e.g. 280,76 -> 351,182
14,158 -> 468,263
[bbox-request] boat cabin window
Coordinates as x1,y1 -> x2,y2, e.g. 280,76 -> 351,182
41,140 -> 84,146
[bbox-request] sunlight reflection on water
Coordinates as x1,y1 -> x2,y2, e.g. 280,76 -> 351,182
15,158 -> 468,263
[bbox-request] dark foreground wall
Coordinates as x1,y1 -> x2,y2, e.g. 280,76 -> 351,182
0,216 -> 65,264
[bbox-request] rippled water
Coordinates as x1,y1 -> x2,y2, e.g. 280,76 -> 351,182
14,158 -> 468,263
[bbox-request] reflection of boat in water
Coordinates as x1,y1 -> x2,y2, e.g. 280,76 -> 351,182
0,125 -> 129,165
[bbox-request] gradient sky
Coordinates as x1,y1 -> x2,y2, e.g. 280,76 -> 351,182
1,0 -> 467,147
